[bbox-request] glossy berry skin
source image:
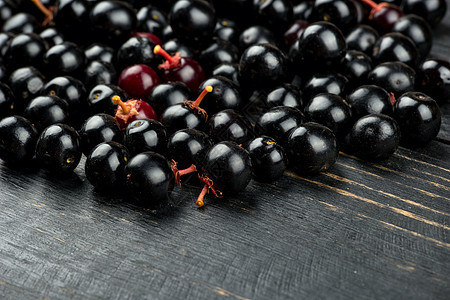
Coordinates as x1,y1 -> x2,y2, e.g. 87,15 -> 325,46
207,109 -> 253,145
89,0 -> 137,46
161,102 -> 205,133
367,62 -> 416,98
160,99 -> 208,135
118,64 -> 160,100
84,43 -> 114,64
214,18 -> 240,44
35,123 -> 82,173
416,58 -> 450,104
265,84 -> 303,109
42,76 -> 87,112
134,31 -> 162,45
53,0 -> 92,44
198,39 -> 240,75
124,119 -> 167,156
39,27 -> 65,48
345,25 -> 379,56
87,84 -> 127,116
136,5 -> 168,39
291,21 -> 346,71
4,33 -> 47,71
349,114 -> 400,160
238,25 -> 276,50
116,36 -> 158,71
293,1 -> 314,20
167,128 -> 213,170
148,82 -> 192,116
286,122 -> 338,174
253,0 -> 294,33
392,15 -> 432,60
8,66 -> 45,113
403,0 -> 447,27
162,25 -> 176,42
125,151 -> 175,209
372,33 -> 419,68
257,106 -> 304,145
347,85 -> 393,120
169,0 -> 216,46
79,113 -> 123,156
201,141 -> 252,196
283,20 -> 309,48
84,60 -> 117,90
246,136 -> 287,183
212,63 -> 240,86
0,83 -> 15,119
0,32 -> 14,56
2,12 -> 39,34
162,39 -> 194,58
0,2 -> 17,27
132,33 -> 161,47
24,95 -> 70,131
368,3 -> 403,33
43,42 -> 87,79
309,0 -> 359,33
85,141 -> 130,191
198,76 -> 241,114
303,72 -> 349,100
304,93 -> 352,140
159,56 -> 205,94
0,115 -> 38,165
340,50 -> 373,88
393,92 -> 442,147
239,43 -> 288,90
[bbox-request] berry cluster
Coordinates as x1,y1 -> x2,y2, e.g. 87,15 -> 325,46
0,0 -> 447,209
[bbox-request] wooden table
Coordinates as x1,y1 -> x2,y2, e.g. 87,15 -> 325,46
1,13 -> 450,300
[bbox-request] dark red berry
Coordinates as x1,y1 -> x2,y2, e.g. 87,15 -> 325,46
153,45 -> 205,93
118,64 -> 161,100
112,95 -> 157,130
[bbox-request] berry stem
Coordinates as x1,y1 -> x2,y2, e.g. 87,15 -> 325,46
30,0 -> 53,26
196,184 -> 209,207
178,164 -> 197,177
192,86 -> 213,108
112,95 -> 130,115
390,92 -> 397,105
171,160 -> 197,185
154,45 -> 182,70
195,174 -> 223,207
359,0 -> 378,9
154,45 -> 174,64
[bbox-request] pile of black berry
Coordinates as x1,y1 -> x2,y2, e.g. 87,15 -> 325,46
0,0 -> 448,208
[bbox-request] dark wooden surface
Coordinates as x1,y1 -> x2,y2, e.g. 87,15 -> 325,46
1,11 -> 450,300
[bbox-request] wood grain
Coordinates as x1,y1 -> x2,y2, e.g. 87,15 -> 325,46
1,6 -> 450,300
1,145 -> 449,299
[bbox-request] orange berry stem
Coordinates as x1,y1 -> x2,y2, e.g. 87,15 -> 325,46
171,161 -> 197,185
390,92 -> 396,105
30,0 -> 53,26
192,86 -> 213,107
196,184 -> 209,207
178,164 -> 197,177
359,0 -> 378,9
154,45 -> 174,64
112,95 -> 130,115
